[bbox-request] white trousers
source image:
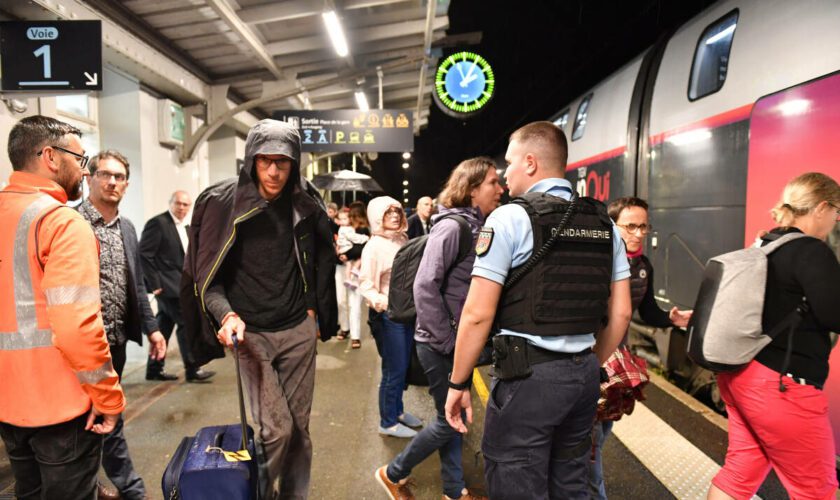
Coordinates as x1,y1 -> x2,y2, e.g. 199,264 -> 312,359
348,287 -> 363,341
335,264 -> 350,332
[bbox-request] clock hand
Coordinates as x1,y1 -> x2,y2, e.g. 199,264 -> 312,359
465,60 -> 478,82
456,62 -> 466,81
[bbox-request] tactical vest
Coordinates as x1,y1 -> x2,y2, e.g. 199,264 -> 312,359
496,192 -> 614,336
629,255 -> 651,311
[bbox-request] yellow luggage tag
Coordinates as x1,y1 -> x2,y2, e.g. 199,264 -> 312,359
206,446 -> 252,462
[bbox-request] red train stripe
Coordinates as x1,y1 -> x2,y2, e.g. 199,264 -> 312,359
563,104 -> 755,172
648,103 -> 754,146
566,146 -> 626,171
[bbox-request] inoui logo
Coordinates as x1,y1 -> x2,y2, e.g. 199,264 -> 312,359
26,27 -> 58,40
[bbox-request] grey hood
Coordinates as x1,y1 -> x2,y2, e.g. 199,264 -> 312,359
242,119 -> 303,194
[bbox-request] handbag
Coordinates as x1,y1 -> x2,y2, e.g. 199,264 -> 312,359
596,345 -> 649,422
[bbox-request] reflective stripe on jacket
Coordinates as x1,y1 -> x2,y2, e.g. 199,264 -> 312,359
0,171 -> 125,427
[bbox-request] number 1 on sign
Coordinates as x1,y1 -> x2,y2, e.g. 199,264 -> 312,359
33,45 -> 51,79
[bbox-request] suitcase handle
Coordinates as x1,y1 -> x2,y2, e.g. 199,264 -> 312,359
232,333 -> 249,453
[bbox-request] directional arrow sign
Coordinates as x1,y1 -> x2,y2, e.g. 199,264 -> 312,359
0,21 -> 102,91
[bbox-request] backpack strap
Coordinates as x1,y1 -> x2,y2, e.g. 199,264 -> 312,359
758,231 -> 812,391
433,214 -> 474,271
432,213 -> 475,330
450,215 -> 473,268
759,231 -> 809,255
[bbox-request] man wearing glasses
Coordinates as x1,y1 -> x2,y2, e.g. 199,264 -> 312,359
182,119 -> 337,499
77,150 -> 166,500
0,115 -> 125,499
587,196 -> 693,499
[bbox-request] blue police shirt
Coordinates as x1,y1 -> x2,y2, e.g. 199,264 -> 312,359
472,178 -> 631,353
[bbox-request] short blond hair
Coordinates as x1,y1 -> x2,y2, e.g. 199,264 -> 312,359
509,121 -> 568,170
771,172 -> 840,227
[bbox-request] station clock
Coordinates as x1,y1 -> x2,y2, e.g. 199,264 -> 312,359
433,51 -> 495,118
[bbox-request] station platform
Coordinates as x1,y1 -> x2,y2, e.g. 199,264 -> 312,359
0,329 -> 802,500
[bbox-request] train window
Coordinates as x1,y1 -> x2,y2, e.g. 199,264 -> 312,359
553,109 -> 569,130
572,94 -> 592,141
689,10 -> 739,101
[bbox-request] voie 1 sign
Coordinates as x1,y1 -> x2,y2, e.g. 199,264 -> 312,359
0,21 -> 102,91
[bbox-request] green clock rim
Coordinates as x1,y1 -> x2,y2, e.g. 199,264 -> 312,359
434,51 -> 495,114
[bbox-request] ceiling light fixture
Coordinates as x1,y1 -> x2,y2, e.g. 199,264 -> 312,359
402,162 -> 409,169
354,90 -> 369,111
402,152 -> 411,160
322,11 -> 349,57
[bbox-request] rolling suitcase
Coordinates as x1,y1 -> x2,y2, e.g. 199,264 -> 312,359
162,334 -> 260,499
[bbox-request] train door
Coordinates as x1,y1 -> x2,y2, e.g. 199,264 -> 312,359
745,71 -> 840,461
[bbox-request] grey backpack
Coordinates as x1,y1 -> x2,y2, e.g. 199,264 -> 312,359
686,232 -> 810,376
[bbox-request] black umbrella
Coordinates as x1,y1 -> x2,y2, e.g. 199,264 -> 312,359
311,170 -> 384,193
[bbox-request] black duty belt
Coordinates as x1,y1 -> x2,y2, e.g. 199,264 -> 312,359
527,345 -> 592,365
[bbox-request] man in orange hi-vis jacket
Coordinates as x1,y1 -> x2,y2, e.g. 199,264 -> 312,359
0,115 -> 125,500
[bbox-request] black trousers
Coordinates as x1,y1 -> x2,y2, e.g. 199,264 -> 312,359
103,343 -> 146,500
481,351 -> 600,500
146,295 -> 197,376
0,412 -> 102,500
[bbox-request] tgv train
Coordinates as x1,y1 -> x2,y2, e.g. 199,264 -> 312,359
549,0 -> 840,459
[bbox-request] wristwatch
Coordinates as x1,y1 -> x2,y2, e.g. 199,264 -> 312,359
448,372 -> 472,391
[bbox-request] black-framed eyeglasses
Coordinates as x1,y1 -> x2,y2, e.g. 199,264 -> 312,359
617,223 -> 652,235
38,145 -> 89,170
93,170 -> 128,183
255,156 -> 291,169
830,203 -> 840,216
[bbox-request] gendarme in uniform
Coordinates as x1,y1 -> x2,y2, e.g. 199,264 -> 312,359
474,177 -> 629,498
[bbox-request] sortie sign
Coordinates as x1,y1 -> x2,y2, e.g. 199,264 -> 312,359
273,109 -> 414,153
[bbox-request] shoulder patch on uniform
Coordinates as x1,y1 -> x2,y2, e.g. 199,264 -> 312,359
476,226 -> 494,256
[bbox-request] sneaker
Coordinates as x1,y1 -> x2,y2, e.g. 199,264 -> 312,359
397,412 -> 422,428
351,339 -> 361,349
375,466 -> 415,500
378,423 -> 417,438
444,489 -> 488,500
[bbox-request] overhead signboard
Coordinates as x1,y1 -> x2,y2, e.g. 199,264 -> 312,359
273,109 -> 413,153
0,21 -> 102,91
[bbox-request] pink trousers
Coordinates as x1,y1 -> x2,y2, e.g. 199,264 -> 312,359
712,361 -> 837,500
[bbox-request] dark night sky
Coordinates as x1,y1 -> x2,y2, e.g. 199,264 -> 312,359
367,0 -> 718,206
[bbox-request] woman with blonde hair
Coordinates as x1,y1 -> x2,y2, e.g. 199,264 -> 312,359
709,172 -> 840,500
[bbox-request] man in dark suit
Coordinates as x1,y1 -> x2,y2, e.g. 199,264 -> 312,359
407,196 -> 433,239
140,191 -> 214,382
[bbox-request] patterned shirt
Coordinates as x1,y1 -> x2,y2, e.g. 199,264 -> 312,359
78,199 -> 128,346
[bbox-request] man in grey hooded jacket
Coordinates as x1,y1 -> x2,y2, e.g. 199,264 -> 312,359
181,119 -> 337,499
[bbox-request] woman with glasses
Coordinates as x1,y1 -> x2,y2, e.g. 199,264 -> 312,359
359,197 -> 422,439
708,172 -> 840,500
589,196 -> 693,499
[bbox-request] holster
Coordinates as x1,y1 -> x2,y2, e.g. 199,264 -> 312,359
491,335 -> 533,381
